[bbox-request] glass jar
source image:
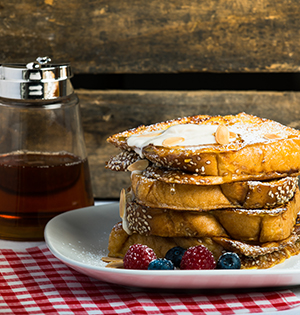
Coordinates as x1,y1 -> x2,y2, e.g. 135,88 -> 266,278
0,57 -> 94,240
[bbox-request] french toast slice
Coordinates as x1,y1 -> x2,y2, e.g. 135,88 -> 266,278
131,173 -> 298,210
107,221 -> 300,269
121,188 -> 300,242
108,221 -> 224,262
107,113 -> 300,179
107,155 -> 300,185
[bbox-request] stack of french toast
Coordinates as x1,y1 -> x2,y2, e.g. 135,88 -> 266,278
105,112 -> 300,269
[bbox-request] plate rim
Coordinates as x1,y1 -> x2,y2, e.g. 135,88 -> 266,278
44,203 -> 300,285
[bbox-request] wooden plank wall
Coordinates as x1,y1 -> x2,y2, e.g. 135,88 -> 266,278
1,0 -> 300,73
1,0 -> 300,198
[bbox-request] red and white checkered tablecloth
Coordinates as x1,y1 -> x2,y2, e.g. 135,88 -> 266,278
0,245 -> 299,315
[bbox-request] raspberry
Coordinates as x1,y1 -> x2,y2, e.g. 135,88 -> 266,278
123,244 -> 157,269
180,245 -> 216,270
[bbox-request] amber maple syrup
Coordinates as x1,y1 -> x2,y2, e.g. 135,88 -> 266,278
0,151 -> 94,240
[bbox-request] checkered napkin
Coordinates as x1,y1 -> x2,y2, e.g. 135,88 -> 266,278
0,245 -> 299,315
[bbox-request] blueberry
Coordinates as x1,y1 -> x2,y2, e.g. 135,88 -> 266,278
148,258 -> 174,270
165,246 -> 186,268
216,252 -> 241,269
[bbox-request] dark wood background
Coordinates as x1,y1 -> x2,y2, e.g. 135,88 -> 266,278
1,0 -> 300,199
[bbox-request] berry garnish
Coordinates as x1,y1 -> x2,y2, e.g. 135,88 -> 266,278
165,246 -> 186,268
123,244 -> 157,269
148,258 -> 174,270
180,245 -> 216,270
216,252 -> 241,269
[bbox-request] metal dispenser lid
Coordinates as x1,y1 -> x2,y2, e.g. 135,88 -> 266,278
0,57 -> 74,100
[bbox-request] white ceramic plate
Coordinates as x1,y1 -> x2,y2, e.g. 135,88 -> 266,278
44,203 -> 300,289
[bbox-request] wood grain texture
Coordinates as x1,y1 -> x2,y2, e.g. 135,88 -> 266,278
0,0 -> 300,73
79,89 -> 300,199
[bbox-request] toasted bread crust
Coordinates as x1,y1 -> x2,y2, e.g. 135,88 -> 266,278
108,222 -> 224,261
142,165 -> 300,185
131,173 -> 298,210
107,113 -> 300,179
106,150 -> 139,172
143,138 -> 300,177
107,222 -> 300,269
124,189 -> 300,242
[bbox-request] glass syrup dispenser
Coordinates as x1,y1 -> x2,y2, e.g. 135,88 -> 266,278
0,57 -> 94,240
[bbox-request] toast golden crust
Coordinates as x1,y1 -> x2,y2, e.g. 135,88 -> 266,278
106,150 -> 139,172
108,222 -> 224,261
107,222 -> 300,269
123,189 -> 300,242
143,138 -> 300,177
142,164 -> 300,185
131,173 -> 298,210
107,113 -> 300,178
